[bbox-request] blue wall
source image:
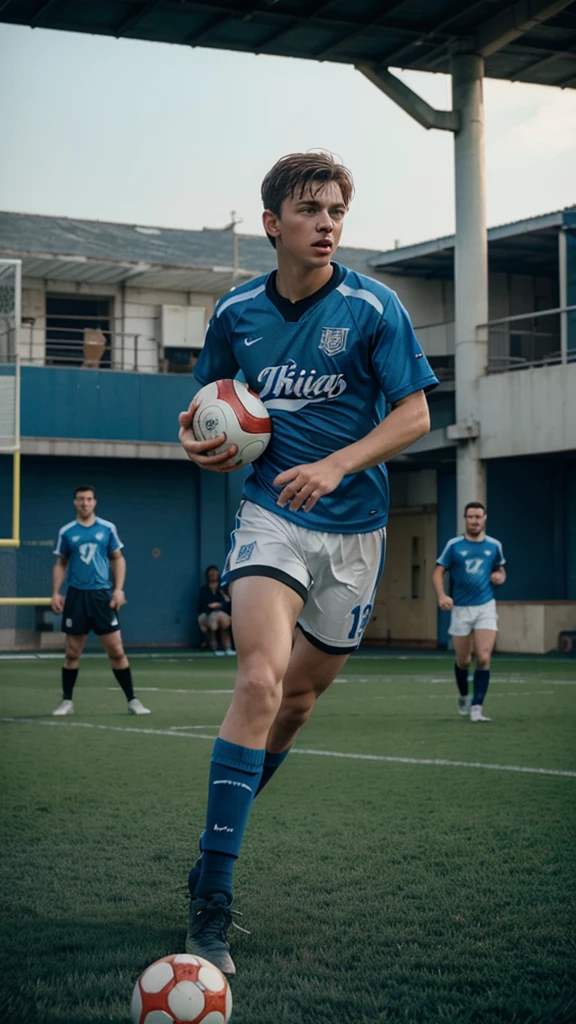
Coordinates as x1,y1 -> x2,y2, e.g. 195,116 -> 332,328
21,366 -> 199,442
0,454 -> 247,646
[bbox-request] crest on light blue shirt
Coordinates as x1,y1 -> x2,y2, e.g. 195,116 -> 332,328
319,327 -> 349,356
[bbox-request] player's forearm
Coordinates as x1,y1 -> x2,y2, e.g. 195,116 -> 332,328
52,563 -> 67,595
431,567 -> 447,600
110,555 -> 126,590
330,392 -> 430,476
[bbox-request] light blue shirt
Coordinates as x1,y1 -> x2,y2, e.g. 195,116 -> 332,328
437,535 -> 505,606
54,516 -> 123,590
195,263 -> 438,533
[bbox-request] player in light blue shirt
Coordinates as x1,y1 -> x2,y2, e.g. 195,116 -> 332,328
432,502 -> 506,722
178,152 -> 438,974
51,484 -> 150,717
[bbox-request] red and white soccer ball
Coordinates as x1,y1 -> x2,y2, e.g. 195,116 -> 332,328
192,379 -> 271,467
130,953 -> 232,1024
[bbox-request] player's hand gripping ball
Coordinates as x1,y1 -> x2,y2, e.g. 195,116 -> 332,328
130,953 -> 232,1023
192,379 -> 271,467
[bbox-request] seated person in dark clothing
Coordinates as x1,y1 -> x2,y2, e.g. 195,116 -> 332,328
198,565 -> 234,656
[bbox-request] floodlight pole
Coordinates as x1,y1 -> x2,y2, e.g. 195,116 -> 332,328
357,59 -> 488,518
451,52 -> 488,512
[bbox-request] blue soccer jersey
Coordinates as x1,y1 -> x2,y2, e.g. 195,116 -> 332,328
436,535 -> 505,607
53,516 -> 123,590
195,263 -> 438,533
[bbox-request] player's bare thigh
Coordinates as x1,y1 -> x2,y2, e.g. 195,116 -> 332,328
452,633 -> 474,668
219,575 -> 304,747
472,628 -> 497,669
99,630 -> 128,667
64,634 -> 87,667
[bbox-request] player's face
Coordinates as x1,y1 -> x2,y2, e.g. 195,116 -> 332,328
74,491 -> 97,520
464,508 -> 486,536
263,181 -> 347,268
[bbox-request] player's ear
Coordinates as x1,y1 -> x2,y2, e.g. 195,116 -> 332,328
262,208 -> 280,240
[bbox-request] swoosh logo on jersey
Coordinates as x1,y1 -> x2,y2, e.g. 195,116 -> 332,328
244,336 -> 263,346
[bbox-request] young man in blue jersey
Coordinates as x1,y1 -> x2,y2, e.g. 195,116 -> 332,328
51,485 -> 150,717
177,152 -> 438,974
432,501 -> 506,723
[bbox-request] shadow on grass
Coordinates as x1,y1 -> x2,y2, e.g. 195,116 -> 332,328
0,909 -> 185,1024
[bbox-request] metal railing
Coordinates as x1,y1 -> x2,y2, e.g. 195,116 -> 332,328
11,315 -> 201,374
483,306 -> 576,374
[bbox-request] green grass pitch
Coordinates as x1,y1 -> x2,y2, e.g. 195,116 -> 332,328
1,652 -> 575,1024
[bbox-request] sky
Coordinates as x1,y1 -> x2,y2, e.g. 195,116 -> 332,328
0,23 -> 575,252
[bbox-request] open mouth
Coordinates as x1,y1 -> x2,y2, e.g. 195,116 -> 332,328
312,240 -> 332,253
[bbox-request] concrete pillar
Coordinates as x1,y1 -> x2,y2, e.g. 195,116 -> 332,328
451,53 -> 488,512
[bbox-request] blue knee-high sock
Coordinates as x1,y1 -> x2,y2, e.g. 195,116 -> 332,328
255,747 -> 291,796
189,747 -> 291,895
195,738 -> 265,903
472,669 -> 490,706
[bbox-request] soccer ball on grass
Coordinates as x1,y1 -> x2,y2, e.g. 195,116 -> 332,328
130,953 -> 232,1023
192,379 -> 271,468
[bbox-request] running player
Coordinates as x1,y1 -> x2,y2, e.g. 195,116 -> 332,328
51,485 -> 150,716
432,501 -> 506,723
178,152 -> 438,974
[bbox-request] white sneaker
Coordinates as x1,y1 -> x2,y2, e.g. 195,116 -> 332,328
127,698 -> 151,715
214,650 -> 226,657
458,695 -> 472,716
470,704 -> 491,722
52,699 -> 74,716
224,649 -> 236,657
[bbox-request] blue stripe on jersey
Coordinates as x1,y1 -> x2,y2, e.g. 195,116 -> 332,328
53,516 -> 123,590
195,263 -> 439,533
436,534 -> 505,606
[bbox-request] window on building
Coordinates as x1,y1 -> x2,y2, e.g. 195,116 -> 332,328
45,296 -> 111,368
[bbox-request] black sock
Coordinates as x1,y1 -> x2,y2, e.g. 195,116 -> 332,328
113,666 -> 135,701
473,669 -> 490,706
454,663 -> 469,697
62,667 -> 78,701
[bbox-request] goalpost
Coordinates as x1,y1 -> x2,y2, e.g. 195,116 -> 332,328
0,259 -> 51,611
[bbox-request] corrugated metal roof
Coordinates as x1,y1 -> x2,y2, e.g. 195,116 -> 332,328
371,206 -> 575,277
2,1 -> 575,89
0,210 -> 384,286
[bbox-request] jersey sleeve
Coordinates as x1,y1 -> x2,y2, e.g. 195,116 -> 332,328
194,312 -> 240,386
107,524 -> 123,555
54,527 -> 70,557
493,541 -> 506,567
436,540 -> 455,568
371,291 -> 439,404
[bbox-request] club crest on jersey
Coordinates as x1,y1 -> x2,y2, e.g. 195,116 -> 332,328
319,327 -> 349,356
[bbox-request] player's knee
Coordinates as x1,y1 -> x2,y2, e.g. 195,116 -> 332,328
476,652 -> 491,670
236,667 -> 280,713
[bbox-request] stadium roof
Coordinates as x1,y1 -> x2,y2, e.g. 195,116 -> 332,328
0,207 -> 571,287
2,1 -> 576,89
371,207 -> 576,278
0,210 -> 379,291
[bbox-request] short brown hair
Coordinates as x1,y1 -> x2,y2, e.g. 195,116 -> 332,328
261,152 -> 354,248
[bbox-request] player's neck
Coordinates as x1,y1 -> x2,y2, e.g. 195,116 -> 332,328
464,530 -> 485,542
275,258 -> 334,303
77,514 -> 97,527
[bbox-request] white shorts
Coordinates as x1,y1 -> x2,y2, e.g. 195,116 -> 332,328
449,599 -> 498,636
222,500 -> 386,653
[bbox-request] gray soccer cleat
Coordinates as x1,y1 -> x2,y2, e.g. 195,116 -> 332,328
186,893 -> 240,977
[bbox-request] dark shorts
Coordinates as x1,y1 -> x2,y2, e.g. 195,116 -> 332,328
62,586 -> 121,636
